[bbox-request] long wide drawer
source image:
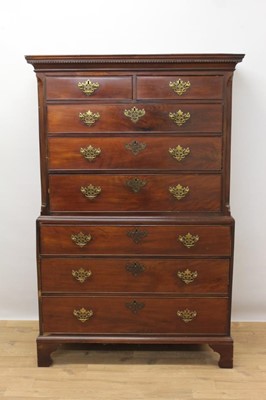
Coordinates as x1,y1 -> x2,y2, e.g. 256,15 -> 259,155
39,224 -> 232,256
41,296 -> 229,335
48,136 -> 222,171
47,103 -> 223,134
40,258 -> 230,294
49,174 -> 222,213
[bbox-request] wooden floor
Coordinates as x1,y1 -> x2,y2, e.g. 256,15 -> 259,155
0,322 -> 265,399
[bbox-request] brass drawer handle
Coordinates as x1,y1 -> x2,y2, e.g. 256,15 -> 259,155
169,145 -> 190,162
71,232 -> 92,248
73,307 -> 93,323
177,269 -> 198,284
169,109 -> 190,126
72,268 -> 92,283
169,184 -> 189,200
79,110 -> 100,126
126,300 -> 145,313
124,106 -> 145,123
80,145 -> 101,162
126,177 -> 146,193
126,262 -> 145,276
177,309 -> 197,323
78,79 -> 99,96
178,233 -> 199,249
125,140 -> 147,155
169,79 -> 191,96
81,184 -> 101,200
127,228 -> 148,244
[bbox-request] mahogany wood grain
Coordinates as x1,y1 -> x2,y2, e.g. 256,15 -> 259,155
48,136 -> 222,171
40,258 -> 230,294
41,296 -> 229,335
49,173 -> 222,212
137,75 -> 223,99
47,103 -> 223,134
39,224 -> 232,256
46,76 -> 133,100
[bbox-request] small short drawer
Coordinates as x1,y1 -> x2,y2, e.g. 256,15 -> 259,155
49,173 -> 222,213
39,224 -> 232,256
137,75 -> 223,99
46,76 -> 133,100
40,258 -> 230,294
48,136 -> 222,171
41,296 -> 229,335
47,103 -> 223,134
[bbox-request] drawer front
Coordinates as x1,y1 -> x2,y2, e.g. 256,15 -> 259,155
47,104 -> 223,134
49,174 -> 222,212
41,296 -> 229,334
40,258 -> 230,294
46,76 -> 133,99
48,136 -> 222,171
137,76 -> 223,99
39,225 -> 232,256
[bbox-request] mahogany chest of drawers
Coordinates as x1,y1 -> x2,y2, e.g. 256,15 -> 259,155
26,54 -> 244,367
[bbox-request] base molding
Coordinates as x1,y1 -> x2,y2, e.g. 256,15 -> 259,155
37,335 -> 233,368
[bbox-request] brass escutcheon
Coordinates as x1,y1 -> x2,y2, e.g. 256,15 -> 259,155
79,110 -> 100,126
124,106 -> 145,123
72,268 -> 92,283
127,228 -> 148,244
126,177 -> 146,193
169,184 -> 189,200
169,109 -> 190,126
125,140 -> 147,155
177,309 -> 197,323
80,145 -> 101,162
126,262 -> 145,276
177,269 -> 198,284
80,184 -> 101,200
73,307 -> 93,322
71,232 -> 92,248
178,233 -> 199,249
169,145 -> 190,162
126,300 -> 145,314
78,79 -> 100,96
169,79 -> 191,96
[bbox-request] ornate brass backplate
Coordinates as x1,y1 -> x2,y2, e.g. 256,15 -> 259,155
80,184 -> 102,200
78,79 -> 100,96
177,269 -> 198,284
169,145 -> 190,162
79,110 -> 100,126
124,106 -> 146,123
80,145 -> 101,162
169,109 -> 190,126
73,307 -> 93,322
71,232 -> 92,247
178,233 -> 199,249
169,184 -> 189,200
169,79 -> 191,96
177,309 -> 197,323
72,268 -> 92,283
